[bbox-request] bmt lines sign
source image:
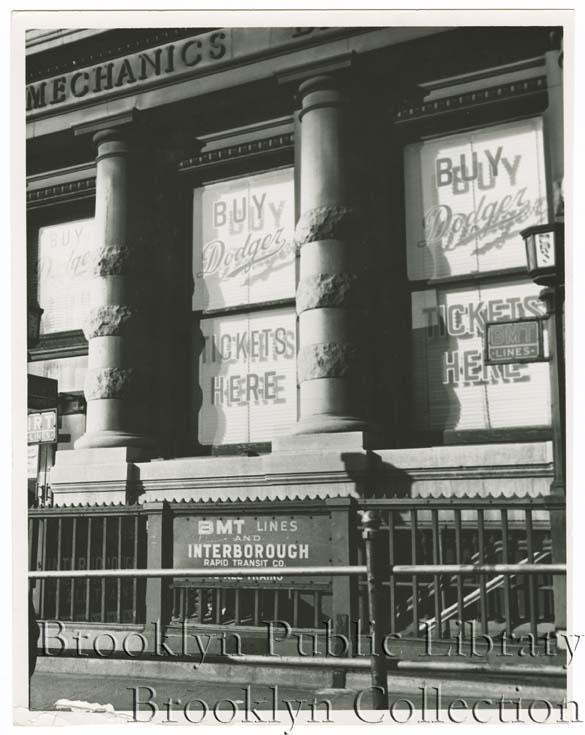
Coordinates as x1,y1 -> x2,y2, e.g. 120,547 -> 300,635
174,513 -> 333,588
485,318 -> 546,365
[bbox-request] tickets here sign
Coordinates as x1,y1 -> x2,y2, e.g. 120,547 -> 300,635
174,513 -> 333,588
197,307 -> 297,445
405,117 -> 548,281
411,280 -> 551,431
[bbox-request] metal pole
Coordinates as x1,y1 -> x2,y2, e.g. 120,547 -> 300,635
542,30 -> 566,638
540,281 -> 566,636
360,510 -> 387,710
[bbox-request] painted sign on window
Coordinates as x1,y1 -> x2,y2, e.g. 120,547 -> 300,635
37,218 -> 95,333
405,118 -> 548,281
411,280 -> 551,431
192,168 -> 295,311
197,307 -> 297,444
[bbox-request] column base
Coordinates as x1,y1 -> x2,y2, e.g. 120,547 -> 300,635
50,446 -> 151,505
293,414 -> 368,435
75,430 -> 156,451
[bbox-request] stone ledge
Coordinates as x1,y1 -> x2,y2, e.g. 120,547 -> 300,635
376,441 -> 553,469
53,447 -> 150,466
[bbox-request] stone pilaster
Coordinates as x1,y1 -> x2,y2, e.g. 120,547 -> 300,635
75,127 -> 154,451
295,75 -> 367,434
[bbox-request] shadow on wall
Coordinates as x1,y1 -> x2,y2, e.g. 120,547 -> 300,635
411,219 -> 462,433
190,267 -> 228,452
341,450 -> 413,498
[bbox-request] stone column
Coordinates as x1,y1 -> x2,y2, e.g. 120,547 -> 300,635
75,127 -> 154,450
294,75 -> 367,434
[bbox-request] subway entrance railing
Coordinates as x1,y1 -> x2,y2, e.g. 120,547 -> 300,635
29,500 -> 567,709
29,496 -> 565,640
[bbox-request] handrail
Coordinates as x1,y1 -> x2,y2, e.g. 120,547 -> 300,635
422,550 -> 550,632
28,563 -> 565,580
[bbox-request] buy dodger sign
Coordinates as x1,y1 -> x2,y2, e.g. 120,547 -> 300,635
192,167 -> 295,311
405,117 -> 548,280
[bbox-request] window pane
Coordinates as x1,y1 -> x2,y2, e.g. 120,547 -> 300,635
411,280 -> 551,431
37,218 -> 95,333
28,355 -> 87,393
192,167 -> 295,311
405,118 -> 548,281
197,306 -> 297,444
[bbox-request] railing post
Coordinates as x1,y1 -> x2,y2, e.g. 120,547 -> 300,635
29,516 -> 43,615
326,498 -> 357,689
360,509 -> 387,710
143,502 -> 172,653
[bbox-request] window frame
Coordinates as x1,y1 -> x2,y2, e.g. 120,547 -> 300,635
179,117 -> 298,455
395,61 -> 555,447
27,163 -> 96,361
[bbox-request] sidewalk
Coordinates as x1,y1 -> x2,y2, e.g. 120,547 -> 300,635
28,661 -> 568,720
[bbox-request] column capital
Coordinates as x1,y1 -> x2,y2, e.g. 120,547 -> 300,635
72,109 -> 138,139
299,74 -> 341,97
275,53 -> 353,89
92,127 -> 129,148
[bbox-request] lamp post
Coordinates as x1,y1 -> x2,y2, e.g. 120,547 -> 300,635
521,222 -> 565,640
521,222 -> 565,495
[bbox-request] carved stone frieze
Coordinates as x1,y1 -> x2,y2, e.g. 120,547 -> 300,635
295,205 -> 360,248
296,273 -> 360,314
92,243 -> 132,277
83,305 -> 137,339
297,342 -> 359,381
84,367 -> 137,400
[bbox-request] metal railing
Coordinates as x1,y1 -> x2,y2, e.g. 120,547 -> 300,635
29,507 -> 148,624
29,496 -> 566,710
170,585 -> 330,629
356,496 -> 563,640
29,557 -> 567,710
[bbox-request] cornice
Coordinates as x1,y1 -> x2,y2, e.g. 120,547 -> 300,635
26,30 -> 109,54
134,460 -> 553,503
28,330 -> 88,361
382,463 -> 554,481
394,75 -> 547,123
178,132 -> 294,172
25,28 -> 209,83
27,177 -> 96,209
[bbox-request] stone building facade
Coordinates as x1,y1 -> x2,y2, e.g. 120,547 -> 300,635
26,25 -> 565,652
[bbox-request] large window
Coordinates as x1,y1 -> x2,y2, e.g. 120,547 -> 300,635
405,117 -> 552,436
192,167 -> 297,447
36,217 -> 95,334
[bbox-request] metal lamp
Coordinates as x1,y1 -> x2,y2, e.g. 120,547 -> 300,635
521,222 -> 564,286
